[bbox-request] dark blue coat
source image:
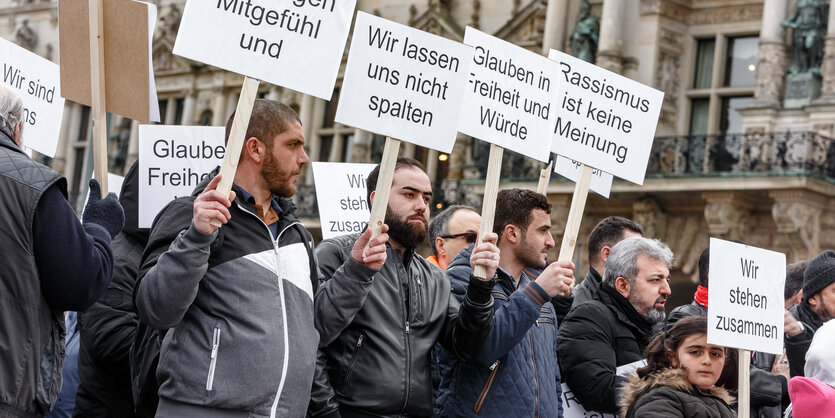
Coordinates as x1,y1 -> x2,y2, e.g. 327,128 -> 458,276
437,246 -> 563,417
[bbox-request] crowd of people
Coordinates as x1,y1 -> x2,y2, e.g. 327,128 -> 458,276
2,85 -> 835,417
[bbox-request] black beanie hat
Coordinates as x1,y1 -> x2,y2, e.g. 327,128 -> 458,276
804,250 -> 835,301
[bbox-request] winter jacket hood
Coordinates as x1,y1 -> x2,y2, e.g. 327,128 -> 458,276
787,376 -> 835,418
119,160 -> 150,245
619,367 -> 735,417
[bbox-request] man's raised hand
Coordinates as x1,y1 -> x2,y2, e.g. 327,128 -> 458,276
193,174 -> 235,234
470,232 -> 500,281
351,225 -> 389,271
536,260 -> 575,297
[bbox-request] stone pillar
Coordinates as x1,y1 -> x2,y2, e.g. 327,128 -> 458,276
212,89 -> 228,126
268,85 -> 281,101
164,98 -> 177,125
425,149 -> 439,183
597,0 -> 625,73
751,0 -> 789,108
702,191 -> 754,241
182,90 -> 197,125
541,0 -> 569,54
816,2 -> 835,102
770,190 -> 826,262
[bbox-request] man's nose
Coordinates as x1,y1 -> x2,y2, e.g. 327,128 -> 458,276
660,279 -> 671,296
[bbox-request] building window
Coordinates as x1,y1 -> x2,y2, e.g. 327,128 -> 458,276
686,34 -> 758,135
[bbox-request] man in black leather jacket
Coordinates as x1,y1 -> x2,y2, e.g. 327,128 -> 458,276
310,158 -> 498,418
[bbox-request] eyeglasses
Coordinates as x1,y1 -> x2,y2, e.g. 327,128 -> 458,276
440,231 -> 478,243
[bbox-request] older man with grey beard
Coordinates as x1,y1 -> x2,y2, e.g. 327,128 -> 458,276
557,237 -> 673,414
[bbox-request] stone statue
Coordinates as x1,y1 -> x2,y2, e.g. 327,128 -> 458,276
15,20 -> 38,52
569,0 -> 599,63
781,0 -> 828,74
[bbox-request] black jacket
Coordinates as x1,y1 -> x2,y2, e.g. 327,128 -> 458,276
619,367 -> 736,418
571,267 -> 603,307
311,233 -> 495,417
74,162 -> 147,417
557,284 -> 654,414
786,301 -> 824,377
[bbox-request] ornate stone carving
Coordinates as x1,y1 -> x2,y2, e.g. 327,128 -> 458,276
633,197 -> 666,239
781,0 -> 828,75
659,28 -> 683,52
702,192 -> 753,240
657,51 -> 680,104
15,19 -> 38,51
688,6 -> 763,26
817,36 -> 835,100
770,190 -> 825,262
596,50 -> 623,74
752,42 -> 788,106
471,0 -> 481,29
569,0 -> 599,63
155,4 -> 181,44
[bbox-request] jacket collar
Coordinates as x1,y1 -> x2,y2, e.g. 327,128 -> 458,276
0,129 -> 24,155
619,367 -> 734,416
598,284 -> 654,338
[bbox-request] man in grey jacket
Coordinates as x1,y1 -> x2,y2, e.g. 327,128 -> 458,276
311,158 -> 499,417
134,100 -> 387,418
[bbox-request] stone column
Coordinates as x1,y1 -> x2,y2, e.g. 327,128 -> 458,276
770,190 -> 826,262
182,90 -> 197,125
541,0 -> 569,54
751,0 -> 789,108
425,149 -> 439,183
164,98 -> 177,125
597,0 -> 625,73
816,2 -> 835,102
212,89 -> 228,126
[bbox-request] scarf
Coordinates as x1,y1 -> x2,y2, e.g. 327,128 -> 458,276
694,285 -> 709,309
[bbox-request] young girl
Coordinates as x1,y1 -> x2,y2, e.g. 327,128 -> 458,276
619,315 -> 736,417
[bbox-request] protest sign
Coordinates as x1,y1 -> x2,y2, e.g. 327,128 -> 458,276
335,12 -> 471,154
561,359 -> 646,418
59,0 -> 160,123
312,162 -> 376,240
554,155 -> 613,198
0,38 -> 65,158
138,125 -> 225,228
707,238 -> 786,355
548,50 -> 663,185
173,0 -> 356,100
458,27 -> 558,163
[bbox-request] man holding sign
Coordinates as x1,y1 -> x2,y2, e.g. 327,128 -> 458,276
135,100 -> 387,417
0,86 -> 124,416
312,158 -> 498,417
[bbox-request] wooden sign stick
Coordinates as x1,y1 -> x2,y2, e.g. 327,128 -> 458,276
738,349 -> 751,418
89,0 -> 108,197
556,163 -> 594,295
363,137 -> 402,253
473,143 -> 504,279
210,76 -> 260,228
536,157 -> 553,194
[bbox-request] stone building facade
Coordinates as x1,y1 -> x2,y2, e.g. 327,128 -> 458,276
3,0 -> 834,307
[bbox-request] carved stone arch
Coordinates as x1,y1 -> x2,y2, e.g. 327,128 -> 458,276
493,0 -> 547,51
410,7 -> 464,41
152,41 -> 191,73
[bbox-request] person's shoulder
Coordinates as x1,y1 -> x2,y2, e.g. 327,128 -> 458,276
318,233 -> 360,250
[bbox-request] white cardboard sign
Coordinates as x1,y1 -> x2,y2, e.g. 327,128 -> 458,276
139,125 -> 225,228
335,12 -> 470,154
0,38 -> 65,158
707,238 -> 786,355
553,154 -> 613,198
548,50 -> 663,185
458,27 -> 559,163
561,359 -> 646,418
312,162 -> 376,240
173,0 -> 356,100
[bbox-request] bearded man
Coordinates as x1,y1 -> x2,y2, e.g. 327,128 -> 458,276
310,158 -> 499,418
557,237 -> 673,414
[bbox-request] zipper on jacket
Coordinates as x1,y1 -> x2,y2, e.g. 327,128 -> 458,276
398,257 -> 412,416
338,334 -> 365,394
206,327 -> 221,391
473,360 -> 501,413
529,332 -> 539,418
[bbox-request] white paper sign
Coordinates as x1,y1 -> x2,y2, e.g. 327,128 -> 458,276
139,125 -> 225,227
458,27 -> 559,163
312,162 -> 376,240
707,238 -> 786,355
0,38 -> 65,158
553,155 -> 613,198
173,0 -> 356,100
561,359 -> 646,418
335,12 -> 470,154
548,50 -> 663,185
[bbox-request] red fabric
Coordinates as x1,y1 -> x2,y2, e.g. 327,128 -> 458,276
788,377 -> 835,418
694,285 -> 709,308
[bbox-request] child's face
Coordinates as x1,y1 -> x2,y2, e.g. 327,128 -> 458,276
668,333 -> 726,390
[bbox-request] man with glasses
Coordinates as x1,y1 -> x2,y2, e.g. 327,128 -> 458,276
427,205 -> 481,269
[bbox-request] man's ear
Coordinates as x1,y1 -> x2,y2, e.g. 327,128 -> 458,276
615,276 -> 631,299
369,191 -> 375,208
244,137 -> 264,163
600,245 -> 612,264
13,122 -> 22,146
503,224 -> 519,244
435,237 -> 447,256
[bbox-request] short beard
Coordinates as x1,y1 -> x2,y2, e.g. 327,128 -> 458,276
517,230 -> 546,269
261,148 -> 296,197
628,290 -> 666,324
385,209 -> 427,250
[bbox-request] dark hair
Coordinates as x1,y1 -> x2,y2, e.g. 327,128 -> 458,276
637,315 -> 719,379
365,157 -> 425,207
224,99 -> 301,150
698,248 -> 710,287
493,189 -> 550,242
587,217 -> 644,266
428,205 -> 478,255
785,261 -> 808,301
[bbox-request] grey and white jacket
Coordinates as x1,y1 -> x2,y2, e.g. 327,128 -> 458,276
135,174 -> 319,417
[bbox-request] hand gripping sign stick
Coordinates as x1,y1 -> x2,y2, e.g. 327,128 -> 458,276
472,144 -> 504,279
88,0 -> 108,196
209,77 -> 260,228
362,138 -> 401,254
